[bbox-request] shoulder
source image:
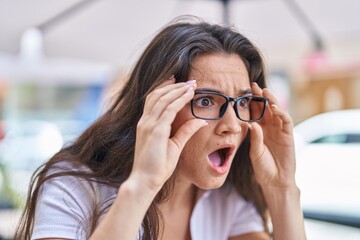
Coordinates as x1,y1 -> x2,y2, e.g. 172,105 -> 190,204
40,160 -> 117,209
32,161 -> 117,239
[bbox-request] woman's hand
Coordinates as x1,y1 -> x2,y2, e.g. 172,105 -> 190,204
248,82 -> 306,240
248,82 -> 296,189
130,77 -> 207,194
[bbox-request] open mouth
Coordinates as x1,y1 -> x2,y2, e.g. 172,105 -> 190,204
208,147 -> 231,167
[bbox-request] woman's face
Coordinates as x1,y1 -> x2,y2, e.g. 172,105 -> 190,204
172,53 -> 251,189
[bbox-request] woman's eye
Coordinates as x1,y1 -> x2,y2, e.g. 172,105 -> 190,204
238,98 -> 250,108
195,97 -> 213,107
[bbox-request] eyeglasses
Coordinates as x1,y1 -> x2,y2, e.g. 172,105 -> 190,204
191,90 -> 268,122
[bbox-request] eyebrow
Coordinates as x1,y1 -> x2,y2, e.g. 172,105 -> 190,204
195,87 -> 253,96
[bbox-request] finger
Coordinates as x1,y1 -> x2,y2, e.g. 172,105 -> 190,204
155,86 -> 196,125
262,88 -> 291,129
170,119 -> 208,153
251,82 -> 263,96
247,122 -> 266,165
146,82 -> 196,121
144,78 -> 188,114
158,75 -> 176,87
270,104 -> 294,134
261,90 -> 282,127
262,88 -> 281,107
144,79 -> 195,115
269,104 -> 283,127
146,80 -> 196,109
251,83 -> 273,124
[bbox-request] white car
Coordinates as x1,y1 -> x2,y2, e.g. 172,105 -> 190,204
294,109 -> 360,238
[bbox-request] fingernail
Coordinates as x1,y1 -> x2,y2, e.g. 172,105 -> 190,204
247,123 -> 252,130
271,104 -> 277,109
251,82 -> 258,86
186,80 -> 196,85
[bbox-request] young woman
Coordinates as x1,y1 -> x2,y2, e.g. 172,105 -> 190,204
15,16 -> 306,240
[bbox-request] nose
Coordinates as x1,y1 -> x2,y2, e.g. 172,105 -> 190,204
215,103 -> 243,135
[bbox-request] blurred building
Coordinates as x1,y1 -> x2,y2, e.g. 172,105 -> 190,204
292,61 -> 360,123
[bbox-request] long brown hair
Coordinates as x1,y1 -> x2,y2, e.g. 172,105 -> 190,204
15,16 -> 268,240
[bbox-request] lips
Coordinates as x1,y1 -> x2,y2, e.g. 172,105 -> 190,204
208,146 -> 234,174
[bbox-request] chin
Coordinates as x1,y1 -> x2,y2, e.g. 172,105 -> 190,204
196,176 -> 227,190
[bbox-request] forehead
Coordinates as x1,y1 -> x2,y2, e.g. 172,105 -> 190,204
189,53 -> 250,94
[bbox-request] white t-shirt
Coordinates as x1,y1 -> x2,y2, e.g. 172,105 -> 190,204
31,163 -> 264,240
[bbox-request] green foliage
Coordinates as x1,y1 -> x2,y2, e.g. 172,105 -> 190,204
0,163 -> 17,209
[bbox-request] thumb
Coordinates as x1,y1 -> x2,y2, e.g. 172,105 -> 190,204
248,122 -> 265,164
170,119 -> 207,151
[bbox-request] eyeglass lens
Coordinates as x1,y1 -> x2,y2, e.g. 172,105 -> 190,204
192,93 -> 266,121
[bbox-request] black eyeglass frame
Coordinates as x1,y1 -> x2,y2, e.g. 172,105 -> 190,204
190,90 -> 268,122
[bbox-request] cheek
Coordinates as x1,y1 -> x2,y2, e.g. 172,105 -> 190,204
177,135 -> 205,176
178,127 -> 209,164
170,104 -> 210,165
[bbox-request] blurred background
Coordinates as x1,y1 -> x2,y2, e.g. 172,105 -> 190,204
0,0 -> 359,239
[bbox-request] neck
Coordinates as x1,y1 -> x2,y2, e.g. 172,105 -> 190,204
159,176 -> 196,211
157,176 -> 196,240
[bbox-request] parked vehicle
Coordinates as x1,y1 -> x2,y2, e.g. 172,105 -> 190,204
294,109 -> 360,238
